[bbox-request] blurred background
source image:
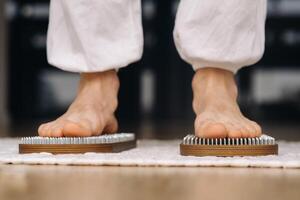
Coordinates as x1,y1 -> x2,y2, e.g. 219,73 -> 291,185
0,0 -> 300,140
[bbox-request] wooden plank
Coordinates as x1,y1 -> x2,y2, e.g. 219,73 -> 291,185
19,140 -> 136,154
180,144 -> 278,157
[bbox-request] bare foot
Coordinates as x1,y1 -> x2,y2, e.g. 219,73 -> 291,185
38,70 -> 119,137
192,68 -> 262,138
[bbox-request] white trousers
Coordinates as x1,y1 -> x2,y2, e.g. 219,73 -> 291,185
47,0 -> 267,73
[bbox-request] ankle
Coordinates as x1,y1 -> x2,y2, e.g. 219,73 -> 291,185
192,67 -> 239,113
192,68 -> 237,96
193,67 -> 234,84
81,70 -> 118,82
79,70 -> 119,90
75,70 -> 119,109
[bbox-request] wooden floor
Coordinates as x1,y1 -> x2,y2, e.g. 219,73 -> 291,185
0,164 -> 300,200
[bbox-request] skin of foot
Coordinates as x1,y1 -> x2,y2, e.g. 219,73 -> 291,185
192,68 -> 262,138
38,70 -> 119,137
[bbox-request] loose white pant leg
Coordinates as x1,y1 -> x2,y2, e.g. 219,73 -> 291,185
47,0 -> 143,72
174,0 -> 267,73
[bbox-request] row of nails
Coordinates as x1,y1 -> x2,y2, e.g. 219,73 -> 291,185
183,134 -> 276,145
20,133 -> 135,144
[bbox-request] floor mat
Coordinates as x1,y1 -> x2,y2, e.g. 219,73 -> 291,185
0,138 -> 299,168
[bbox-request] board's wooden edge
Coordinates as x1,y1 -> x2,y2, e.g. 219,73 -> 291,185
19,140 -> 137,154
180,144 -> 278,157
111,140 -> 137,152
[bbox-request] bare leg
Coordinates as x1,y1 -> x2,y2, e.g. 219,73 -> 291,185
192,68 -> 262,138
38,70 -> 119,137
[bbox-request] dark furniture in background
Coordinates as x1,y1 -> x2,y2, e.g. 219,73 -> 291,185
7,0 -> 300,128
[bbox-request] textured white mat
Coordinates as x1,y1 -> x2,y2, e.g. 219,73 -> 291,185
0,138 -> 300,168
